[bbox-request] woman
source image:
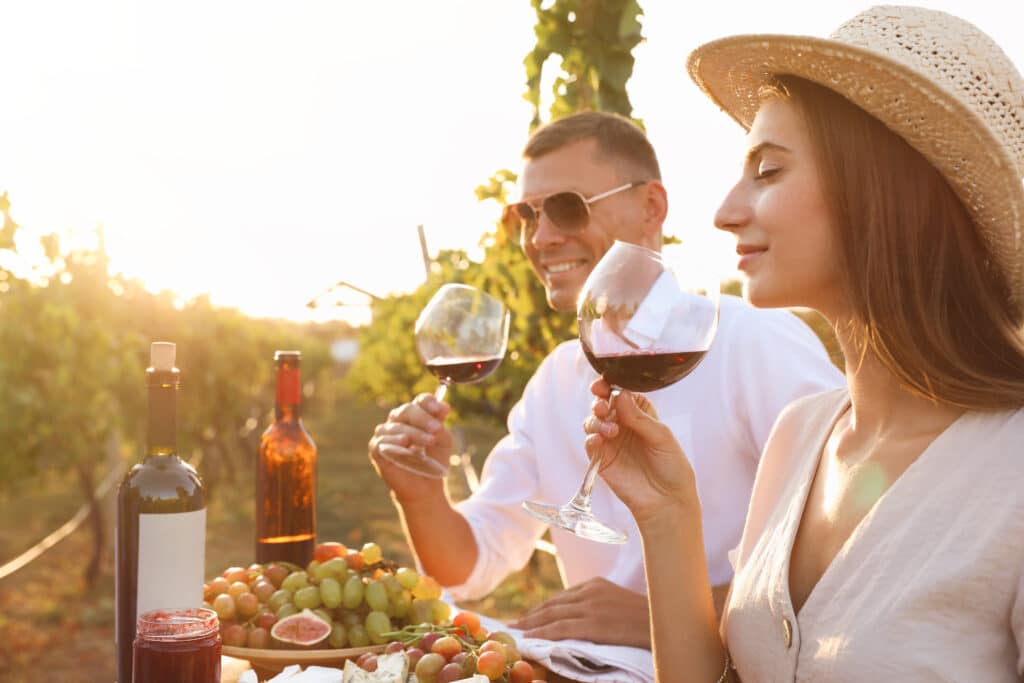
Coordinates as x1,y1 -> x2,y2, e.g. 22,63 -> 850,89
584,6 -> 1024,681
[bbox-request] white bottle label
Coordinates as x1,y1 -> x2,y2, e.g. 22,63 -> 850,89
136,509 -> 207,622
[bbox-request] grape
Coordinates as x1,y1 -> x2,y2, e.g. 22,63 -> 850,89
255,611 -> 276,630
358,654 -> 379,672
281,571 -> 310,593
360,542 -> 382,565
384,641 -> 405,654
405,647 -> 425,668
412,575 -> 442,600
314,608 -> 333,626
341,611 -> 362,627
345,552 -> 366,571
253,580 -> 276,603
410,599 -> 434,625
509,660 -> 534,683
321,557 -> 348,578
293,585 -> 322,610
365,580 -> 389,612
395,567 -> 419,590
431,636 -> 462,661
208,577 -> 230,597
222,623 -> 248,647
438,662 -> 466,683
212,593 -> 237,621
364,610 -> 392,644
348,624 -> 370,648
488,631 -> 518,650
227,581 -> 250,600
236,592 -> 260,619
342,575 -> 365,609
306,560 -> 321,577
264,563 -> 289,588
223,567 -> 248,584
429,599 -> 451,624
381,573 -> 403,598
460,652 -> 478,677
247,627 -> 270,649
275,603 -> 299,620
453,611 -> 481,636
319,577 -> 342,609
391,589 -> 412,619
267,589 -> 292,612
328,622 -> 348,649
418,632 -> 442,652
477,650 -> 506,679
415,653 -> 446,683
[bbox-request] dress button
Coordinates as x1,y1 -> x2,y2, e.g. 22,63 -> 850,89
782,617 -> 793,649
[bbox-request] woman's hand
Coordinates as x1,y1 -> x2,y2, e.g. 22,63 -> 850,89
584,378 -> 699,524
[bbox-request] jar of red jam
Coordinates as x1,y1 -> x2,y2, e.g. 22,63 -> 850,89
133,607 -> 221,683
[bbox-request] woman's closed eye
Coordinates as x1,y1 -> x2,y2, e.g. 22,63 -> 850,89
754,164 -> 782,181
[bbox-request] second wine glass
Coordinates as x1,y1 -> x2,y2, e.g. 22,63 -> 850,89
378,283 -> 510,478
522,240 -> 719,543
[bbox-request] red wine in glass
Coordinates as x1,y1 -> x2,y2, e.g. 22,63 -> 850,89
523,240 -> 719,544
425,356 -> 504,384
580,344 -> 708,393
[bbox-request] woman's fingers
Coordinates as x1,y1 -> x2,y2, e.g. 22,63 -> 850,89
589,377 -> 613,399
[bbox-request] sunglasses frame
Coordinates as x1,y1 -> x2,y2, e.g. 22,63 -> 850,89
503,180 -> 647,243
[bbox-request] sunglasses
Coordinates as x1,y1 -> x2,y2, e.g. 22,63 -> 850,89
501,180 -> 647,243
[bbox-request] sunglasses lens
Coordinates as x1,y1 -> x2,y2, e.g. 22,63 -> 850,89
544,192 -> 589,233
502,203 -> 535,242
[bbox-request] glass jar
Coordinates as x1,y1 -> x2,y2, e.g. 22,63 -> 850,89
133,607 -> 221,683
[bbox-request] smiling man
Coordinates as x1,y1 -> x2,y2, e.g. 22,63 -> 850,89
367,112 -> 844,650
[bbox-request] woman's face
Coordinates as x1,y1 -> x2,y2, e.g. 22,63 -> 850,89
714,98 -> 845,317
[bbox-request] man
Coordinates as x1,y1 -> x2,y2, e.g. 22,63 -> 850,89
367,112 -> 843,649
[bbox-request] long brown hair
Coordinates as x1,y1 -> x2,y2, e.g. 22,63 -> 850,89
767,75 -> 1024,410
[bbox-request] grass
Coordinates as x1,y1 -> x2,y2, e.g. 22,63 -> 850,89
0,390 -> 562,682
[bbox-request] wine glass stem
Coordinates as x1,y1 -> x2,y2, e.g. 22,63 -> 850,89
434,381 -> 450,402
568,386 -> 621,512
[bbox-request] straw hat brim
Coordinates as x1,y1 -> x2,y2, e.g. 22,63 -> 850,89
687,33 -> 1024,307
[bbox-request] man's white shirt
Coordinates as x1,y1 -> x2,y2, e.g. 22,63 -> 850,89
449,295 -> 845,599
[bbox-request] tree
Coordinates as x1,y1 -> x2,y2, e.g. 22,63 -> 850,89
348,1 -> 648,424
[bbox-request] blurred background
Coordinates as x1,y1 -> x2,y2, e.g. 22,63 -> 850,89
0,0 -> 1016,680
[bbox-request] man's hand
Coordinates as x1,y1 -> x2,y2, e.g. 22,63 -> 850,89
508,577 -> 651,649
367,393 -> 453,502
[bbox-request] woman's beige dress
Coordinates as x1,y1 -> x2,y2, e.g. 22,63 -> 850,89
725,388 -> 1024,681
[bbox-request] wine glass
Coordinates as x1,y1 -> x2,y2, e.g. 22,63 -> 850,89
378,283 -> 510,478
522,240 -> 720,543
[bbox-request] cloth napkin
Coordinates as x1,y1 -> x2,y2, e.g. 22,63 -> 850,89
476,613 -> 654,683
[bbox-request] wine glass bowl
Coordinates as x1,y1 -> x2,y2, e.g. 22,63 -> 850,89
523,240 -> 720,543
378,284 -> 510,478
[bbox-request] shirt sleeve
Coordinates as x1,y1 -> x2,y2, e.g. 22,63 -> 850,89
446,354 -> 558,601
1012,566 -> 1024,675
726,305 -> 845,461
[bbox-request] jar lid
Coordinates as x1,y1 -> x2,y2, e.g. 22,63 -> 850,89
136,607 -> 218,641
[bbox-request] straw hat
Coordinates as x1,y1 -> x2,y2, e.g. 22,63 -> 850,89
687,5 -> 1024,308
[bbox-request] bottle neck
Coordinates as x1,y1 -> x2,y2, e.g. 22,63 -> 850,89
147,370 -> 179,456
275,364 -> 302,421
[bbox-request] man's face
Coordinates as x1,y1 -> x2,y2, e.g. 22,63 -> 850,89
517,138 -> 653,312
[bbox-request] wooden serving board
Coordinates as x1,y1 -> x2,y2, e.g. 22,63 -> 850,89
221,643 -> 386,679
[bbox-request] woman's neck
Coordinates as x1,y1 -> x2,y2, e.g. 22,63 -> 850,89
834,324 -> 963,443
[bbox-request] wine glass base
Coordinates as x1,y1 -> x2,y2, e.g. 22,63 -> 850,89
521,500 -> 628,544
378,446 -> 449,479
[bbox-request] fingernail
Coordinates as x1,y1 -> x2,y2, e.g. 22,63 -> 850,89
423,433 -> 436,444
427,419 -> 441,431
600,422 -> 614,436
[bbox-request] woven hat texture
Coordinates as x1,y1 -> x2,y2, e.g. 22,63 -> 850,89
687,5 -> 1024,307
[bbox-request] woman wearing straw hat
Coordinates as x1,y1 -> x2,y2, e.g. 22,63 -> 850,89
583,5 -> 1024,681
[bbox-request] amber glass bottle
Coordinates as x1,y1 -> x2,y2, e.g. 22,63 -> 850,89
255,350 -> 317,565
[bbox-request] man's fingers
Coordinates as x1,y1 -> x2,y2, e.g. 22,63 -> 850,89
374,422 -> 435,446
521,617 -> 614,644
509,601 -> 584,630
413,392 -> 451,419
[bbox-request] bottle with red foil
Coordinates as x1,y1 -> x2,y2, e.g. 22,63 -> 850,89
133,607 -> 221,683
255,350 -> 317,566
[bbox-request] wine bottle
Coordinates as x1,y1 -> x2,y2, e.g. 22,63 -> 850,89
255,350 -> 317,566
115,342 -> 206,683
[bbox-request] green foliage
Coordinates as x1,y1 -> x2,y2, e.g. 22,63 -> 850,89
349,1 -> 648,427
524,0 -> 644,127
0,197 -> 351,498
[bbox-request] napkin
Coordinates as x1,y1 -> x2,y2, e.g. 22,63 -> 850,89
476,613 -> 654,683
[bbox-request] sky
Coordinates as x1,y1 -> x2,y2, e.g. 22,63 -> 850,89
1,0 -> 1021,325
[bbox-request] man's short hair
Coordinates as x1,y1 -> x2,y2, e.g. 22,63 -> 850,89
523,112 -> 662,181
